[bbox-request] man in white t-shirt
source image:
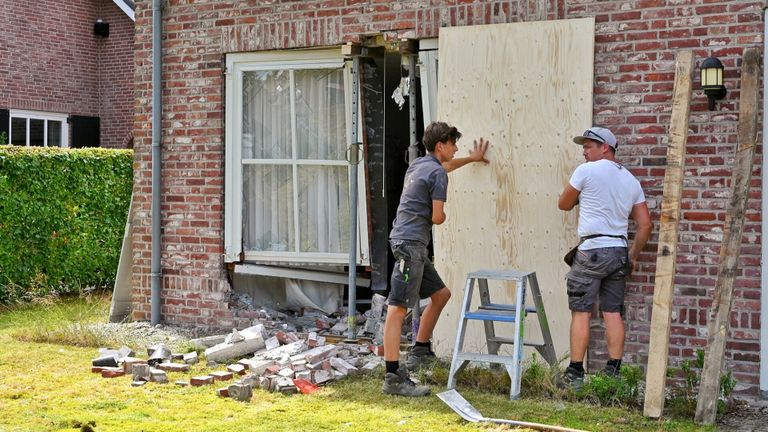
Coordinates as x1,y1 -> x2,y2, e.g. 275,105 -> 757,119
557,126 -> 652,388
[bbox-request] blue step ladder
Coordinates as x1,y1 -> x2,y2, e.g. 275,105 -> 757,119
447,269 -> 557,399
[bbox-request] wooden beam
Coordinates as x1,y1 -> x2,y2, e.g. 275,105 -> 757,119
695,47 -> 761,425
642,50 -> 694,418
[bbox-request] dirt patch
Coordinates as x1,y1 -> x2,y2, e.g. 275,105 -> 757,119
718,401 -> 768,431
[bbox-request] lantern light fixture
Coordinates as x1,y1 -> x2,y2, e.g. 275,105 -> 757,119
700,57 -> 726,111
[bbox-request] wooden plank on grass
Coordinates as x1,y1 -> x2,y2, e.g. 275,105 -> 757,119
694,47 -> 761,425
642,50 -> 694,418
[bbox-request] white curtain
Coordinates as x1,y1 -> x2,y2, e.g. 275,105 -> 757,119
242,68 -> 349,255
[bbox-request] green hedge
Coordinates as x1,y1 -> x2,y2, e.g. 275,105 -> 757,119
0,147 -> 133,303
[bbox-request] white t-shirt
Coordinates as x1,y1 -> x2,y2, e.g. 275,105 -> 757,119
569,159 -> 646,250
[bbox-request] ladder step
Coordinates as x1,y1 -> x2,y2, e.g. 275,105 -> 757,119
487,336 -> 546,347
479,303 -> 538,313
456,352 -> 520,365
464,309 -> 518,322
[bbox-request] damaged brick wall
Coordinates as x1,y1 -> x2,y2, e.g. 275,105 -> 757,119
130,0 -> 765,394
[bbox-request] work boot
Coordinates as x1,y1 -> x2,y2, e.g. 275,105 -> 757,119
405,345 -> 437,370
382,368 -> 431,397
602,363 -> 621,377
562,366 -> 585,391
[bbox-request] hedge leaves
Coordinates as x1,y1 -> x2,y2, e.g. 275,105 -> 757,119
0,147 -> 133,303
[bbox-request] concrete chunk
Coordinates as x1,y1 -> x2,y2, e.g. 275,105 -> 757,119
243,359 -> 275,376
228,383 -> 253,401
313,370 -> 333,385
253,341 -> 307,361
132,364 -> 151,382
204,333 -> 266,363
302,345 -> 338,364
227,364 -> 246,375
150,368 -> 169,383
330,357 -> 357,376
183,351 -> 199,365
278,368 -> 295,379
264,336 -> 280,350
190,334 -> 227,350
275,376 -> 297,394
122,357 -> 146,375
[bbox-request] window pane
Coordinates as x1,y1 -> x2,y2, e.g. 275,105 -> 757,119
11,118 -> 25,146
243,164 -> 294,252
295,69 -> 346,160
47,121 -> 62,147
242,70 -> 292,159
29,119 -> 44,147
298,165 -> 349,253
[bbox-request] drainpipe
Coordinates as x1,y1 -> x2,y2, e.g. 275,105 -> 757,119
346,54 -> 361,341
150,0 -> 163,325
406,51 -> 420,338
760,3 -> 768,399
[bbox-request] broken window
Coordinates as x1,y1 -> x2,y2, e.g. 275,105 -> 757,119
225,50 -> 369,265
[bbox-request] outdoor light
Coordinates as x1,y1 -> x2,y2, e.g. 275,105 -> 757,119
700,57 -> 726,111
94,19 -> 110,37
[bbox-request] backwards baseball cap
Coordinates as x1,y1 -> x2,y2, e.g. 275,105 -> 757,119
573,126 -> 617,149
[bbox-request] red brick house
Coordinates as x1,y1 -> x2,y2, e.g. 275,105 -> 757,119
0,0 -> 135,148
129,0 -> 767,397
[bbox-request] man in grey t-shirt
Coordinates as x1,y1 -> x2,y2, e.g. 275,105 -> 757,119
381,121 -> 489,397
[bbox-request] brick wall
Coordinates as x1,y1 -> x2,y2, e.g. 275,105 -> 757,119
0,0 -> 133,148
98,0 -> 136,148
131,0 -> 764,394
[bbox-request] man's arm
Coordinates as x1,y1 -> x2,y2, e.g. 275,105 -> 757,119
628,201 -> 652,268
558,184 -> 581,211
432,200 -> 446,225
442,138 -> 490,173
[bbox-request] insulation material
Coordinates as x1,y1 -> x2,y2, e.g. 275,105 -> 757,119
432,18 -> 595,361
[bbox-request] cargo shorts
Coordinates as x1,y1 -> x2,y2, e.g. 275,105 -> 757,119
566,247 -> 630,314
387,239 -> 446,308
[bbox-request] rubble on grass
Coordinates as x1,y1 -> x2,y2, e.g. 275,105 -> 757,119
90,294 -> 402,401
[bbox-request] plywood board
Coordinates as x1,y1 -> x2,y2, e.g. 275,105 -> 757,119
432,18 -> 594,361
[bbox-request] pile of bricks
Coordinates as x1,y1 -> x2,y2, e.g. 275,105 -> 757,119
91,301 -> 390,402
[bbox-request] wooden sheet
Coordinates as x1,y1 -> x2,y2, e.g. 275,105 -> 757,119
432,18 -> 595,361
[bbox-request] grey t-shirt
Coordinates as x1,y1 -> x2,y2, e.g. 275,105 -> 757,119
389,154 -> 448,246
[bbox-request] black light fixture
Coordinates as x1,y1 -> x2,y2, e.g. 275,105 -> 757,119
94,19 -> 110,38
700,57 -> 726,111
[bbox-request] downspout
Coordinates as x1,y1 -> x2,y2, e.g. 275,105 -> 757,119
761,2 -> 768,399
150,0 -> 163,325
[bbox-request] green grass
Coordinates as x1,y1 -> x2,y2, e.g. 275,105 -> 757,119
0,294 -> 714,432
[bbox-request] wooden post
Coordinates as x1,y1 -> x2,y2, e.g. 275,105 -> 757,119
694,47 -> 761,425
642,50 -> 694,418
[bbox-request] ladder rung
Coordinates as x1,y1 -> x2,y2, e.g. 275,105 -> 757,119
456,352 -> 519,365
479,303 -> 537,313
487,336 -> 546,347
464,310 -> 518,322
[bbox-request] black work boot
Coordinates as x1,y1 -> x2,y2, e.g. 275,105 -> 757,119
382,368 -> 431,397
405,345 -> 437,370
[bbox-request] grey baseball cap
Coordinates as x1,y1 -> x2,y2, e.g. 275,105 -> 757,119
573,127 -> 617,149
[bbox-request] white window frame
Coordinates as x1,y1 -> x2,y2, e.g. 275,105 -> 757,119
224,49 -> 370,265
8,109 -> 69,148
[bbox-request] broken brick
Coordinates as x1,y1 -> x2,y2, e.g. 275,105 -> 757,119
101,369 -> 125,378
210,371 -> 234,382
329,357 -> 357,376
227,364 -> 246,375
369,344 -> 384,356
191,376 -> 214,386
217,387 -> 230,398
157,362 -> 190,373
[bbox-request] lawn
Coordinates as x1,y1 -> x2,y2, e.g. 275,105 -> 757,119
0,294 -> 712,432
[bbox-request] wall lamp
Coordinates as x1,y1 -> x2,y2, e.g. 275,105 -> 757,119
700,57 -> 726,111
94,19 -> 110,38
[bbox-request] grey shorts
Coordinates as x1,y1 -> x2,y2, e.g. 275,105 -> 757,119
566,247 -> 630,314
387,239 -> 446,308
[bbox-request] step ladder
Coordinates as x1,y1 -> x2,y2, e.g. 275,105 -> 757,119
447,269 -> 557,399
